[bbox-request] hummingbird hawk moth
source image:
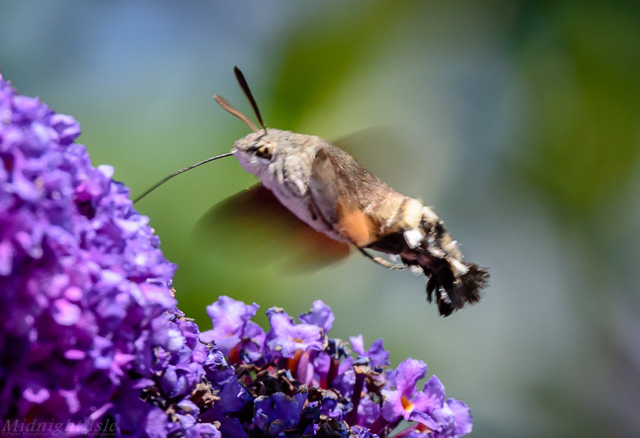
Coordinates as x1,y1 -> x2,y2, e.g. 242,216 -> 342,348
135,67 -> 489,316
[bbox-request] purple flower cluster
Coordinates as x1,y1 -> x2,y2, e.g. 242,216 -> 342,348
0,74 -> 217,436
198,296 -> 472,437
0,74 -> 472,437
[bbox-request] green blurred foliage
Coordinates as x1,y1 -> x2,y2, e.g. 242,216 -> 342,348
1,1 -> 639,437
512,1 -> 640,217
268,3 -> 405,130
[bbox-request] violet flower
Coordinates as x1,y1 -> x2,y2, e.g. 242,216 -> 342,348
0,74 -> 472,437
264,307 -> 326,359
202,296 -> 473,437
200,295 -> 264,363
0,73 -> 218,437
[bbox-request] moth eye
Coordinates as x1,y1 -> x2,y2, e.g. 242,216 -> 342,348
255,143 -> 274,160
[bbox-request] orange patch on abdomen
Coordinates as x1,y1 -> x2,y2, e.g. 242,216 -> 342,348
337,203 -> 376,247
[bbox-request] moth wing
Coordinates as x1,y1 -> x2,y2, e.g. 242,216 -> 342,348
331,126 -> 416,189
194,183 -> 351,271
309,148 -> 377,248
308,148 -> 340,223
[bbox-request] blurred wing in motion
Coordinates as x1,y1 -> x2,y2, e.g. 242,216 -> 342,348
332,126 -> 418,189
194,184 -> 352,271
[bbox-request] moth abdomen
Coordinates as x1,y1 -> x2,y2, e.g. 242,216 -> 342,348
365,205 -> 489,316
459,263 -> 488,304
425,261 -> 488,316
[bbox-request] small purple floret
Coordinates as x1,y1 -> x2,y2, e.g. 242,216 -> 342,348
351,334 -> 390,368
299,299 -> 335,333
200,295 -> 264,359
265,307 -> 324,358
254,392 -> 308,433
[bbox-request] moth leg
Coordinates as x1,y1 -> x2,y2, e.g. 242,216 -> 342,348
358,248 -> 406,271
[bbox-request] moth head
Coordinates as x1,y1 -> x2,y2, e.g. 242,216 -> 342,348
214,68 -> 313,181
232,130 -> 281,175
213,67 -> 281,177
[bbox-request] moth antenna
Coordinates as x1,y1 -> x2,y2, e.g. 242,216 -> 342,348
133,152 -> 234,204
233,66 -> 267,134
213,95 -> 258,132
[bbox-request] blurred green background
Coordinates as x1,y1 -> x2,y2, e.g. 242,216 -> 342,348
2,1 -> 639,436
